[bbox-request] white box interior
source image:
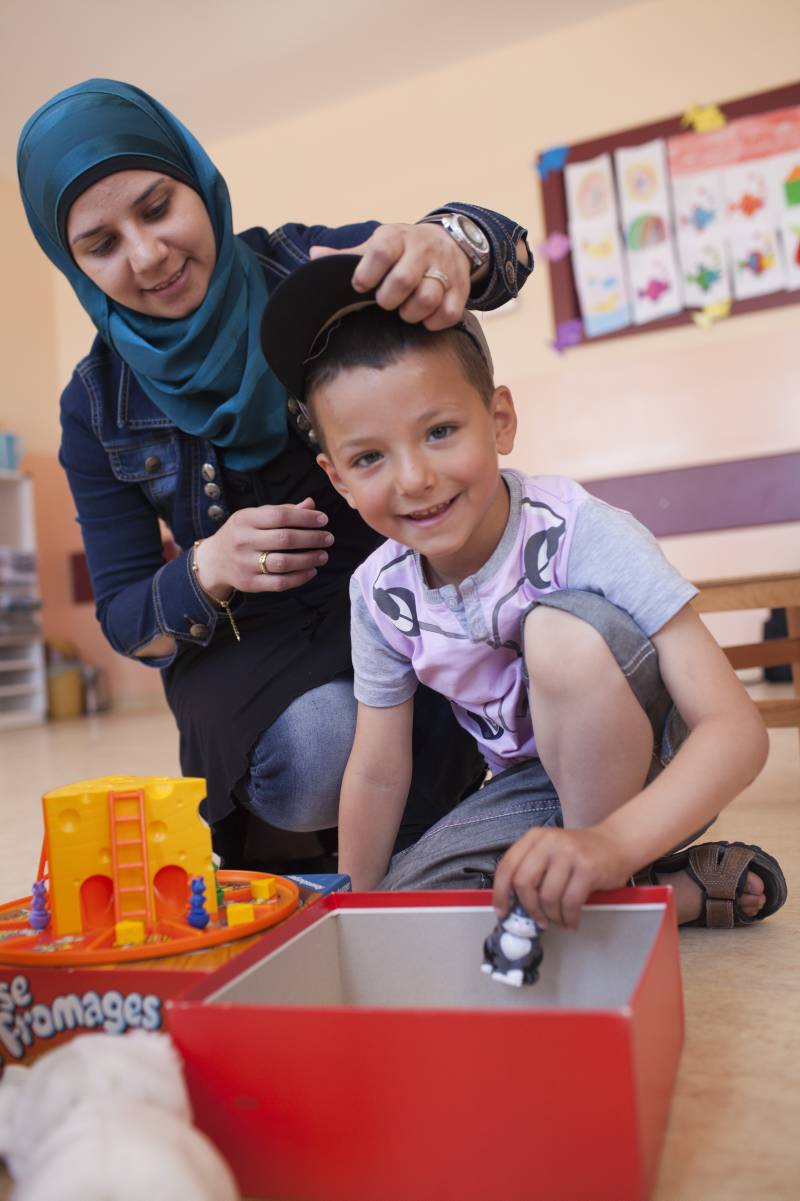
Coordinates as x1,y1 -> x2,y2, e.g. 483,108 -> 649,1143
207,904 -> 664,1012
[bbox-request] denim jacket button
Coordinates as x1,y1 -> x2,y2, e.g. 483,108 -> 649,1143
207,505 -> 225,522
201,463 -> 216,482
189,622 -> 209,638
504,260 -> 517,287
144,455 -> 162,473
204,482 -> 221,499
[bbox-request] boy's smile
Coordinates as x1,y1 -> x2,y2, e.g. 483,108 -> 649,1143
314,345 -> 517,585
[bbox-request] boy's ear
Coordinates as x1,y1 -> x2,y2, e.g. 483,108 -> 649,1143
490,386 -> 517,456
316,452 -> 359,509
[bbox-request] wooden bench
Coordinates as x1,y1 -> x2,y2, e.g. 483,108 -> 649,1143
691,570 -> 800,733
582,453 -> 800,741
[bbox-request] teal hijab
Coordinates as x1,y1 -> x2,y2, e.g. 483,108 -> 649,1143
17,79 -> 287,469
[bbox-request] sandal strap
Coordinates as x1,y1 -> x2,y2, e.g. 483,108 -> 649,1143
687,843 -> 754,929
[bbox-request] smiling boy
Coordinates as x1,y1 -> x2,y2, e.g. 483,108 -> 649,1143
260,255 -> 786,932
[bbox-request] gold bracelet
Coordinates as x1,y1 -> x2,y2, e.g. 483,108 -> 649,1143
190,541 -> 241,643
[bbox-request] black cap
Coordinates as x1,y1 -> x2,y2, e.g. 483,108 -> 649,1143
260,253 -> 493,401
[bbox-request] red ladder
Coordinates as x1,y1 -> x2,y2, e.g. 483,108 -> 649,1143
108,788 -> 153,931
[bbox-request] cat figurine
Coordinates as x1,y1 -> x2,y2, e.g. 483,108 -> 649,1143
481,900 -> 543,987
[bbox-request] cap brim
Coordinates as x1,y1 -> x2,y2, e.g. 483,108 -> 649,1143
261,254 -> 376,400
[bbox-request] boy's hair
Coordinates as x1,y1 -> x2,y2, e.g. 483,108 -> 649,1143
304,306 -> 495,444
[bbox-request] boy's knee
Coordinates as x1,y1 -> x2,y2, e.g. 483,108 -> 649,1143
524,605 -> 619,693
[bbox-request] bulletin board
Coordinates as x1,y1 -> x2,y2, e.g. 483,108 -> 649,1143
537,81 -> 800,351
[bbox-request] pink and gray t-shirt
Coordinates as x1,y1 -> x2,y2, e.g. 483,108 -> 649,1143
349,470 -> 697,773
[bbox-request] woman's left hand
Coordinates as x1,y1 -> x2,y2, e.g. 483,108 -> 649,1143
309,222 -> 475,331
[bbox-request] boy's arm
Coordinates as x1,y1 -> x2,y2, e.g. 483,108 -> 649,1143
494,604 -> 769,927
338,699 -> 415,891
601,603 -> 769,867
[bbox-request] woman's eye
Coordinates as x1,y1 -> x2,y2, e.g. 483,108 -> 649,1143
353,450 -> 382,469
145,199 -> 169,220
428,424 -> 455,442
89,237 -> 114,257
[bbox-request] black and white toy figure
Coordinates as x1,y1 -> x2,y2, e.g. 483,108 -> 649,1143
482,899 -> 543,987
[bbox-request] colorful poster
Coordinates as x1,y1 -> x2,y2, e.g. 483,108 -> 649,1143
668,105 -> 800,307
671,170 -> 725,238
771,149 -> 800,290
677,233 -> 731,308
565,154 -> 632,336
552,103 -> 800,340
569,227 -> 632,336
614,139 -> 683,323
565,153 -> 617,225
778,213 -> 800,290
721,161 -> 778,234
729,226 -> 787,299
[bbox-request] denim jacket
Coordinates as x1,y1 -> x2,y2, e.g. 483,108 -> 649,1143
59,203 -> 532,668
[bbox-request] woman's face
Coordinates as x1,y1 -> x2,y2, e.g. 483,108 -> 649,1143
66,170 -> 216,317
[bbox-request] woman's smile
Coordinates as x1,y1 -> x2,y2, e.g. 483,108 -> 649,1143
143,259 -> 189,295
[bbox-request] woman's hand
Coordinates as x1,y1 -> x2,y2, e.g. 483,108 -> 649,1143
193,497 -> 333,597
492,825 -> 633,931
309,222 -> 474,331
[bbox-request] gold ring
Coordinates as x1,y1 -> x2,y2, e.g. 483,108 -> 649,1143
258,551 -> 269,575
422,268 -> 450,291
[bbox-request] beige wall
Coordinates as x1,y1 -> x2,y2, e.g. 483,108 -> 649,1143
0,178 -> 60,455
5,0 -> 800,700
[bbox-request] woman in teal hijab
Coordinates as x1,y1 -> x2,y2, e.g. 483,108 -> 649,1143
17,79 -> 532,864
19,78 -> 297,469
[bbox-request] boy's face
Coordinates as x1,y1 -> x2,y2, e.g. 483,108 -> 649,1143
314,345 -> 517,585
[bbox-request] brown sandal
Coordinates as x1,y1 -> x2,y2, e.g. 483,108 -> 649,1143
634,841 -> 788,928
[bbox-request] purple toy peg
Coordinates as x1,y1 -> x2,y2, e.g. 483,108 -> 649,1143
28,880 -> 50,931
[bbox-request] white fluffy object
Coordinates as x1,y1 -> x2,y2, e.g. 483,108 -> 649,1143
0,1031 -> 238,1201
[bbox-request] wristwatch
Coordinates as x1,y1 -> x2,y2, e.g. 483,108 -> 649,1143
420,212 -> 491,273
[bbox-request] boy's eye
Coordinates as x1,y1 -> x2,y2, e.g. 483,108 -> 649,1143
352,450 -> 382,469
428,424 -> 455,442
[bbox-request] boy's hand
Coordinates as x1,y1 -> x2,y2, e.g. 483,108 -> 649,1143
492,826 -> 633,931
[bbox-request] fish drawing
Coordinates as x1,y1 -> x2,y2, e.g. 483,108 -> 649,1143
685,205 -> 716,231
638,278 -> 670,301
738,251 -> 774,276
729,192 -> 764,218
687,263 -> 721,291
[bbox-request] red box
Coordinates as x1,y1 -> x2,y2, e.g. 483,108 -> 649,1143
167,887 -> 683,1201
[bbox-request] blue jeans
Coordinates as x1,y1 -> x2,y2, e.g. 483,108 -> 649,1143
242,679 -> 486,849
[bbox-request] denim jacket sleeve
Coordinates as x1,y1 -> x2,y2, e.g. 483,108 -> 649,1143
420,202 -> 533,309
267,204 -> 531,309
58,205 -> 532,669
58,367 -> 220,669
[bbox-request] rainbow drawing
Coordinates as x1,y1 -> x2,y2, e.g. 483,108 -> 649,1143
627,214 -> 667,249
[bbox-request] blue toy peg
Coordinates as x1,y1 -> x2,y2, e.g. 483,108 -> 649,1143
187,875 -> 210,930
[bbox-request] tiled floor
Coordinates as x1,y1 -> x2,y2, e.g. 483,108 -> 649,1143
0,694 -> 797,1200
